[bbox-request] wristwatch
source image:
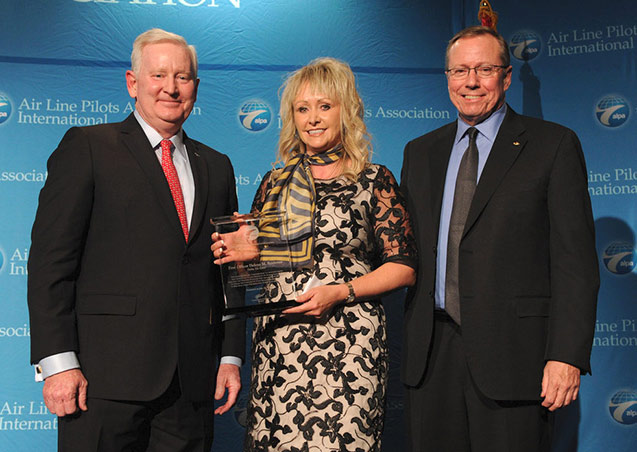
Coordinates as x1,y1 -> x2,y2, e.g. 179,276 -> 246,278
345,282 -> 356,303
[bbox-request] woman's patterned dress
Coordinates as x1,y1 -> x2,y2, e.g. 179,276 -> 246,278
245,164 -> 416,452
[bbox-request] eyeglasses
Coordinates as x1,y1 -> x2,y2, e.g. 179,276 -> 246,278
445,65 -> 509,79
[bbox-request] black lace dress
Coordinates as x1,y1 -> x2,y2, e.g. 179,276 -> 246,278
245,164 -> 416,452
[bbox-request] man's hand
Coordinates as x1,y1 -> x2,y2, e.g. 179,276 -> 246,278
541,360 -> 581,411
43,369 -> 88,416
214,363 -> 241,415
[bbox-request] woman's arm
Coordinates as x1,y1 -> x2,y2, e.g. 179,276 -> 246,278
284,165 -> 417,318
283,262 -> 415,317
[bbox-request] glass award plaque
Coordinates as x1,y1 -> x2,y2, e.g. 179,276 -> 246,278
211,212 -> 304,317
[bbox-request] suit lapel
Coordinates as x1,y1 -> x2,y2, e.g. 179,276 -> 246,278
463,108 -> 526,237
184,134 -> 209,245
119,114 -> 186,241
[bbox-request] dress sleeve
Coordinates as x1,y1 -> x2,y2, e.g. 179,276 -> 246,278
250,170 -> 274,213
370,165 -> 417,269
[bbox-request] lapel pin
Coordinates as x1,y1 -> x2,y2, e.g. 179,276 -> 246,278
513,141 -> 520,146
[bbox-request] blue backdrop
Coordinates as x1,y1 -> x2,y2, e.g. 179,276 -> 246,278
0,1 -> 635,450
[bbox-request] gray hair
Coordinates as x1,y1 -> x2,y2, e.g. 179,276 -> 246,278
131,28 -> 198,79
445,25 -> 510,69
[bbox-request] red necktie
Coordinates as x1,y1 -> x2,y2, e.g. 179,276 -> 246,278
160,139 -> 189,242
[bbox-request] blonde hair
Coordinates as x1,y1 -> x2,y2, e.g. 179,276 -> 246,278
276,57 -> 372,181
131,28 -> 198,79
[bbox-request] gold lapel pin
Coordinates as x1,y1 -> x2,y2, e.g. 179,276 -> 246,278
513,141 -> 520,146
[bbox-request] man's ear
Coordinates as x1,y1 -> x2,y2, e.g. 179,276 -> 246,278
125,70 -> 137,99
502,65 -> 512,92
194,78 -> 200,102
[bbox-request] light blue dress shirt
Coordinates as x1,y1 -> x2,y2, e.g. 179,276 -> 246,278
435,105 -> 507,310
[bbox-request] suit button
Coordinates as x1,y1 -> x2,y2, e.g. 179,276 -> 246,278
182,256 -> 190,264
432,246 -> 437,254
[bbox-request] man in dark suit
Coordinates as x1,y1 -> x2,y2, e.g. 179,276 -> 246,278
400,26 -> 599,452
27,28 -> 244,451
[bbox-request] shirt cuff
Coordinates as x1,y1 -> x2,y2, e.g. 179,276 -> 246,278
220,356 -> 242,367
35,352 -> 80,382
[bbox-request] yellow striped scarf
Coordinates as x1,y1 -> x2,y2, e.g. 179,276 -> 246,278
259,144 -> 344,267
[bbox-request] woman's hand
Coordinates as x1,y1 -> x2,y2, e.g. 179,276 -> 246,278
282,262 -> 415,318
211,215 -> 260,265
282,284 -> 349,318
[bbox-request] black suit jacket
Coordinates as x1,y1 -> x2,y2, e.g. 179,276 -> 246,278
400,107 -> 599,400
28,113 -> 244,402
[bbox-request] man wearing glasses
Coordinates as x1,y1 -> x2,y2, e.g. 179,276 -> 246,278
400,26 -> 598,452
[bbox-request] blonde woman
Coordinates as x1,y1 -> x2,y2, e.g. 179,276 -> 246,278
213,57 -> 416,451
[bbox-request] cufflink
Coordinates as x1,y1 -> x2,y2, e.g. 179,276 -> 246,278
35,365 -> 43,382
